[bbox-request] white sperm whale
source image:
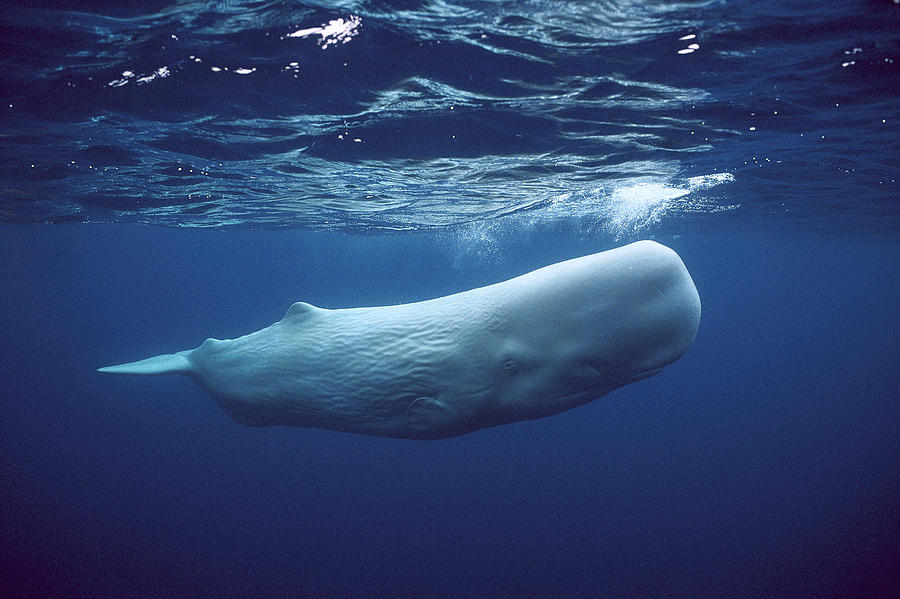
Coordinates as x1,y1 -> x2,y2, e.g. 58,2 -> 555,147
99,240 -> 700,439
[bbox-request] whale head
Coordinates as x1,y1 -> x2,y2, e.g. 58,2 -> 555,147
481,240 -> 701,422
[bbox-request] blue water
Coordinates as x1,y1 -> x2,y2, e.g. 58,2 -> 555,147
1,1 -> 898,597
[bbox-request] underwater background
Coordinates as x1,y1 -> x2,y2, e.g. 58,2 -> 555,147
1,1 -> 898,597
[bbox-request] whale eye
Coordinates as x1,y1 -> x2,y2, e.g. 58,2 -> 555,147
503,359 -> 517,372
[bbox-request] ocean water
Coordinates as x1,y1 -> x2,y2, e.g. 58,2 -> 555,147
1,1 -> 898,598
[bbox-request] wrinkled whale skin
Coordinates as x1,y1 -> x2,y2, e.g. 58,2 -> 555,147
99,240 -> 701,439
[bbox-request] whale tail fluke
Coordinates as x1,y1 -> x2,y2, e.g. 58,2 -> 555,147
98,351 -> 193,376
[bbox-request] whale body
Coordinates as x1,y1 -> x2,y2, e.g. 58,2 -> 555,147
99,240 -> 701,439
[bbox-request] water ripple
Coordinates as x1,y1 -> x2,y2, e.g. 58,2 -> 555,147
1,0 -> 896,233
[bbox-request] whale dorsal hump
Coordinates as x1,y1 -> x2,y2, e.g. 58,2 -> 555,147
283,301 -> 323,321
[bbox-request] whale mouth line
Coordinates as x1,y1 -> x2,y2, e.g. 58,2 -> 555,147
582,363 -> 664,384
626,365 -> 665,383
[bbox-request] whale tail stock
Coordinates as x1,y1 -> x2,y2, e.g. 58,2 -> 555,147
98,351 -> 193,376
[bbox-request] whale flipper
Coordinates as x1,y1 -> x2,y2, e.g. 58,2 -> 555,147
407,397 -> 456,435
98,352 -> 193,376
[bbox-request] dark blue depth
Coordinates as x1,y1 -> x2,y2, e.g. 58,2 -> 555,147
2,225 -> 899,598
